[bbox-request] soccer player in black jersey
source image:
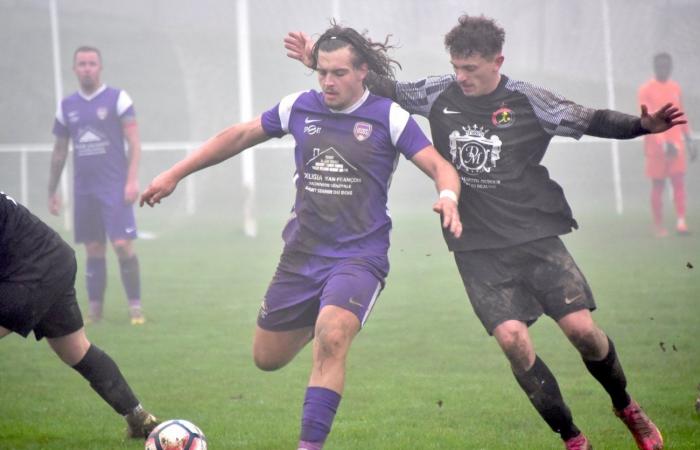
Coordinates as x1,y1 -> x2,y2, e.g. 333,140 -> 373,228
0,192 -> 158,440
284,15 -> 687,450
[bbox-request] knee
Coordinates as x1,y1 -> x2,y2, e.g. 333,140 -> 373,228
315,325 -> 352,361
85,242 -> 106,258
568,327 -> 607,360
253,353 -> 283,372
112,240 -> 133,259
497,329 -> 532,371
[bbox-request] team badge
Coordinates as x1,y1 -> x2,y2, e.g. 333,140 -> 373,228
353,122 -> 372,141
449,125 -> 501,174
491,105 -> 514,128
96,107 -> 109,120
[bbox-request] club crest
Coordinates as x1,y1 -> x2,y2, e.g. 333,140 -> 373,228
353,122 -> 372,141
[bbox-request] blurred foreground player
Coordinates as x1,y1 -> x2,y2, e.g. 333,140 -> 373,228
142,24 -> 461,450
638,52 -> 696,237
282,14 -> 688,450
0,192 -> 158,439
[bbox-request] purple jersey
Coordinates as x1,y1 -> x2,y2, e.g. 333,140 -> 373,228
52,85 -> 135,193
261,89 -> 431,258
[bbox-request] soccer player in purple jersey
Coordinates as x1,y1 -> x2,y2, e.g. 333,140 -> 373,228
141,24 -> 462,450
48,46 -> 145,325
0,192 -> 159,440
285,15 -> 688,450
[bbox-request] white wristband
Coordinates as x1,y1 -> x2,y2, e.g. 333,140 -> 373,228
439,189 -> 458,203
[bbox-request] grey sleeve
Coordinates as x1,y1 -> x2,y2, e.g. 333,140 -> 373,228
585,109 -> 648,139
506,78 -> 596,139
394,74 -> 456,117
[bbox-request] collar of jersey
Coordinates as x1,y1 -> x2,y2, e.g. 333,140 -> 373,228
78,84 -> 107,101
327,88 -> 370,114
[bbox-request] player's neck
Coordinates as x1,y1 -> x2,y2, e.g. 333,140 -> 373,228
79,84 -> 106,100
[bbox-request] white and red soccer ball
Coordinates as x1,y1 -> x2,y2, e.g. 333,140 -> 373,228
145,419 -> 207,450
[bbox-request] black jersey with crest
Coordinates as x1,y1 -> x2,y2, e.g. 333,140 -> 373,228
395,74 -> 596,251
0,192 -> 74,286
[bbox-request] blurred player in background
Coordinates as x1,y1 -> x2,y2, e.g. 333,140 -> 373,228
141,24 -> 461,450
284,14 -> 686,450
48,46 -> 145,324
0,192 -> 158,439
638,52 -> 696,237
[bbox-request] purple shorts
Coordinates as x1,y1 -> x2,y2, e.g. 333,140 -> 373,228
257,250 -> 388,331
74,191 -> 137,243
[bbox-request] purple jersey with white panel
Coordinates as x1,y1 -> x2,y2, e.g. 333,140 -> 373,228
52,85 -> 135,194
261,89 -> 431,259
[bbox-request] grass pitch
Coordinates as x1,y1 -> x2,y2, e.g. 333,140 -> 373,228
1,210 -> 698,449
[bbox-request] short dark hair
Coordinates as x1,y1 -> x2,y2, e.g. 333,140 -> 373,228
653,52 -> 671,63
311,22 -> 400,80
444,15 -> 505,59
73,46 -> 101,63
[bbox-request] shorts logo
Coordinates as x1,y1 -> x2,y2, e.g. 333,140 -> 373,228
492,105 -> 514,128
258,299 -> 268,319
564,293 -> 583,305
353,122 -> 372,141
449,125 -> 502,174
348,297 -> 363,307
96,107 -> 109,120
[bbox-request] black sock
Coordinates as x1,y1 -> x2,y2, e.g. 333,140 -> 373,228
583,337 -> 630,411
513,355 -> 580,441
72,345 -> 139,415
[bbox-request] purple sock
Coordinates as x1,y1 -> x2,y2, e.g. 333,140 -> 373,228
298,386 -> 341,448
118,256 -> 141,303
86,257 -> 106,303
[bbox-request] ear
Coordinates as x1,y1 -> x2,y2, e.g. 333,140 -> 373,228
358,62 -> 369,80
494,54 -> 505,70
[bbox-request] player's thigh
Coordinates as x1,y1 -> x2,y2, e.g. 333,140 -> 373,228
47,327 -> 90,366
74,194 -> 106,244
453,249 -> 541,335
253,325 -> 314,370
319,256 -> 386,329
313,305 -> 361,356
101,193 -> 137,242
0,325 -> 11,339
523,237 -> 596,321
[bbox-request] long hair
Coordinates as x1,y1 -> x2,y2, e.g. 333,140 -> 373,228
310,22 -> 401,80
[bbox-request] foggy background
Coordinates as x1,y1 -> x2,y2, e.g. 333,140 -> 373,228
1,0 -> 698,232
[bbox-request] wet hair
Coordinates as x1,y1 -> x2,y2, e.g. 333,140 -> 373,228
73,46 -> 102,64
444,15 -> 505,59
310,22 -> 400,80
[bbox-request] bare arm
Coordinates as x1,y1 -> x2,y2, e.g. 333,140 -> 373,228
47,136 -> 69,215
122,117 -> 142,204
140,116 -> 269,207
410,145 -> 462,238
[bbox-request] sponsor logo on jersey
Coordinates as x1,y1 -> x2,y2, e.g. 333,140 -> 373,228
96,106 -> 109,120
491,105 -> 514,128
68,110 -> 80,123
353,122 -> 372,141
448,125 -> 501,174
443,107 -> 461,115
305,117 -> 322,124
304,124 -> 322,135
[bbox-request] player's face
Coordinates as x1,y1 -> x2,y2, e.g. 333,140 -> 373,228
73,51 -> 102,93
451,52 -> 504,97
653,57 -> 672,82
317,46 -> 368,110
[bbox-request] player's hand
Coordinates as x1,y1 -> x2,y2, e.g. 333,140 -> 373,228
140,171 -> 179,208
48,192 -> 61,215
640,103 -> 687,134
284,31 -> 314,68
433,197 -> 462,239
124,178 -> 140,205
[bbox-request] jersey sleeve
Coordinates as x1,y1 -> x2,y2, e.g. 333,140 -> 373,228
260,91 -> 305,138
389,102 -> 432,159
116,90 -> 136,119
507,79 -> 596,139
52,101 -> 69,138
395,74 -> 455,118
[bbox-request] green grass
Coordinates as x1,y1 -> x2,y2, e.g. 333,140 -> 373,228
1,210 -> 699,449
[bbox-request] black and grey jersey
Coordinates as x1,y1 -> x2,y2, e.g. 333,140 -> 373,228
0,192 -> 74,285
395,75 -> 596,251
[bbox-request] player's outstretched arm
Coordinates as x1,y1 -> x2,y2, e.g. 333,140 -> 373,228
140,117 -> 269,207
586,103 -> 687,140
410,145 -> 462,238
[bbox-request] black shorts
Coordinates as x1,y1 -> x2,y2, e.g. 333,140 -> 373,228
454,236 -> 596,335
0,258 -> 84,341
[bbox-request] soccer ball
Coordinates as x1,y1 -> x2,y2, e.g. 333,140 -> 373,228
145,419 -> 207,450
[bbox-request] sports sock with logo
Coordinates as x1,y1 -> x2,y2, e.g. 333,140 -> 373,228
118,255 -> 141,305
72,344 -> 139,415
513,355 -> 580,441
583,337 -> 630,411
298,386 -> 341,449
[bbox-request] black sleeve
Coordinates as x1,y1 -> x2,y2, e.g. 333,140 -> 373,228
585,109 -> 649,139
365,72 -> 397,100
